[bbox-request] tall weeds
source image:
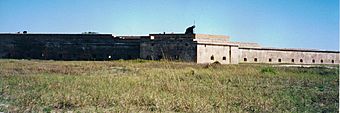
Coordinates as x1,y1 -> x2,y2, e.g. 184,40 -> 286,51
0,59 -> 338,112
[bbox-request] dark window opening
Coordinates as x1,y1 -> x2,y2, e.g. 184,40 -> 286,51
312,59 -> 315,63
244,58 -> 247,62
185,43 -> 189,46
331,60 -> 334,63
278,59 -> 282,62
300,59 -> 303,63
291,59 -> 294,62
254,58 -> 258,62
204,45 -> 207,47
151,43 -> 155,46
174,55 -> 179,60
222,56 -> 226,60
211,56 -> 214,60
321,60 -> 323,63
269,58 -> 272,62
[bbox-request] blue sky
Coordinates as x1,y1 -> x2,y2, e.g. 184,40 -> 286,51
0,0 -> 339,50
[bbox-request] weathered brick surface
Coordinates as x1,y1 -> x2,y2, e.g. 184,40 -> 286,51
0,34 -> 140,60
140,34 -> 196,62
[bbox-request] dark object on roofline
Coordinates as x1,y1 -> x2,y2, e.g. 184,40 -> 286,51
82,32 -> 98,34
185,25 -> 195,34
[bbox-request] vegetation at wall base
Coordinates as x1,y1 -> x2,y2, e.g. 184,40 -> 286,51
0,59 -> 338,112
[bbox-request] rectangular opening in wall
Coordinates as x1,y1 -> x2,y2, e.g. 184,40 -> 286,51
278,59 -> 281,62
312,59 -> 315,63
300,59 -> 303,63
291,59 -> 294,62
269,58 -> 272,62
174,55 -> 179,60
222,56 -> 226,60
254,58 -> 257,62
211,56 -> 214,60
244,58 -> 247,62
320,60 -> 323,63
332,60 -> 334,63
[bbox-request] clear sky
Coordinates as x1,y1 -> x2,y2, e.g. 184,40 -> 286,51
0,0 -> 339,50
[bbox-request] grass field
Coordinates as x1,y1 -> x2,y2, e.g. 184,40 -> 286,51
0,59 -> 338,112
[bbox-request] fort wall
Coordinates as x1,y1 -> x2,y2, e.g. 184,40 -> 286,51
195,44 -> 240,64
140,34 -> 196,62
196,44 -> 230,64
0,33 -> 338,64
0,34 -> 140,60
239,47 -> 339,64
194,34 -> 239,64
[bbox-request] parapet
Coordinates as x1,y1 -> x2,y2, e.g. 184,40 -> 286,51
195,34 -> 229,40
229,42 -> 261,48
148,33 -> 194,40
115,36 -> 149,40
193,34 -> 230,44
240,47 -> 340,53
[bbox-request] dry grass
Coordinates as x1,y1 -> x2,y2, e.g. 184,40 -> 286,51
0,59 -> 338,112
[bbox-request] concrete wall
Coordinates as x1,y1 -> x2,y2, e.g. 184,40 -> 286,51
239,48 -> 340,64
196,44 -> 231,64
230,46 -> 240,64
194,34 -> 237,64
